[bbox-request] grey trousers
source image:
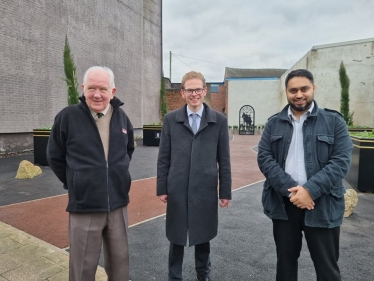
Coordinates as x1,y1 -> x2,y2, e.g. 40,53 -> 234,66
69,206 -> 129,281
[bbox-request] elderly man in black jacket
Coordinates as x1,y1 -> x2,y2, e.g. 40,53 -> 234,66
47,66 -> 134,281
157,71 -> 232,281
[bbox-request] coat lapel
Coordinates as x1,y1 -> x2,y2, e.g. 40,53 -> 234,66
175,104 -> 192,132
198,103 -> 217,133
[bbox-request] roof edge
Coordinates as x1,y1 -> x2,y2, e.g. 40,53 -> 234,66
312,37 -> 374,50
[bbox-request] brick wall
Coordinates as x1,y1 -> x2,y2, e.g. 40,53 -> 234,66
165,90 -> 185,112
0,0 -> 161,152
210,85 -> 227,114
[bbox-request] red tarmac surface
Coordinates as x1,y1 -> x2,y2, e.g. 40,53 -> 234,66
0,135 -> 264,249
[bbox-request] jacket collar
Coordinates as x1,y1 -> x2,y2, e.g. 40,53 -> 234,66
78,95 -> 124,111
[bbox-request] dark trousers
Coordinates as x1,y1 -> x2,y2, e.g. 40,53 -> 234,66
272,198 -> 341,281
168,241 -> 211,280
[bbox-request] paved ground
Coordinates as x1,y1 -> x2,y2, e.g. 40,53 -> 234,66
0,135 -> 373,280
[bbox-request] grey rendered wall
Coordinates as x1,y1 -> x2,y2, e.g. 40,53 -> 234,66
280,40 -> 374,127
0,0 -> 161,152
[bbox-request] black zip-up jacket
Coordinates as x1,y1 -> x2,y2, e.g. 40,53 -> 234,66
47,96 -> 135,213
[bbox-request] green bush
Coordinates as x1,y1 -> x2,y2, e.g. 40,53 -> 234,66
63,36 -> 80,106
339,61 -> 354,126
160,76 -> 168,121
350,130 -> 374,138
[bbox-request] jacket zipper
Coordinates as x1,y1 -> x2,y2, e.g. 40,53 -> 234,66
106,161 -> 110,212
106,106 -> 118,213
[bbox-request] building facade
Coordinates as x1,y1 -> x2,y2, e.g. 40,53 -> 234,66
0,0 -> 162,153
225,38 -> 374,129
225,68 -> 287,128
280,38 -> 374,127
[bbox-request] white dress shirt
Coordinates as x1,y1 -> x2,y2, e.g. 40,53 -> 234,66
187,106 -> 204,132
285,102 -> 315,186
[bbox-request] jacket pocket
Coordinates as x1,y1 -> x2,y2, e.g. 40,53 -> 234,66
315,190 -> 344,224
317,135 -> 334,164
330,188 -> 345,222
262,181 -> 274,215
72,168 -> 107,208
270,135 -> 283,157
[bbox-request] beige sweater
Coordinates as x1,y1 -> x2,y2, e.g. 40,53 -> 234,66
94,105 -> 113,160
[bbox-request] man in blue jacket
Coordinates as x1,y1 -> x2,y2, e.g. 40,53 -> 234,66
257,69 -> 352,281
47,66 -> 134,281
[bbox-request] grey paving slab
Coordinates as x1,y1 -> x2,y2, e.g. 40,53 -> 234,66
46,269 -> 69,281
0,224 -> 15,238
43,252 -> 70,268
0,237 -> 22,254
1,257 -> 65,281
0,223 -> 109,281
5,242 -> 55,264
7,233 -> 34,246
0,254 -> 21,275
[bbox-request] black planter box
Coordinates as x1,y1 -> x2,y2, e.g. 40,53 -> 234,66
143,125 -> 162,146
346,136 -> 374,192
33,129 -> 51,166
347,127 -> 373,133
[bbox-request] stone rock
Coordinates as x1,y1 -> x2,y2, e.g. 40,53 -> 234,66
15,160 -> 42,179
344,189 -> 358,217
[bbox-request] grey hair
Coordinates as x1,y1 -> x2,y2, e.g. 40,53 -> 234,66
83,66 -> 115,89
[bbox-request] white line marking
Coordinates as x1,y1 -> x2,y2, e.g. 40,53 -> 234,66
0,177 -> 157,208
250,145 -> 258,154
232,179 -> 265,191
128,179 -> 266,228
129,213 -> 166,228
0,194 -> 67,208
132,176 -> 155,182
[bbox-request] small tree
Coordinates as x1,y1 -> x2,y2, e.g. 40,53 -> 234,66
160,76 -> 168,121
64,36 -> 80,105
339,61 -> 354,125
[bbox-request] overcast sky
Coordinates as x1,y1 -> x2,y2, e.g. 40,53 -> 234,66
162,0 -> 374,82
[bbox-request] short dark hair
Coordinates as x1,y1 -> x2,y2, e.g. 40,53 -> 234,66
285,69 -> 314,88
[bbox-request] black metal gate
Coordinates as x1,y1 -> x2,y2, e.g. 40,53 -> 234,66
239,105 -> 255,135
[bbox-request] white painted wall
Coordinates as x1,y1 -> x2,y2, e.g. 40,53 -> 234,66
227,79 -> 280,127
280,39 -> 374,127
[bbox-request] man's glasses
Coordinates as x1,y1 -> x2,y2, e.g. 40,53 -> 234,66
184,88 -> 205,95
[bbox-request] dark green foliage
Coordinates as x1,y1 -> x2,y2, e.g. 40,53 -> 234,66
339,61 -> 354,125
160,76 -> 168,121
64,36 -> 80,106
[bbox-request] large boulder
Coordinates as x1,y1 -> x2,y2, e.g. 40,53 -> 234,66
15,160 -> 42,179
344,189 -> 358,217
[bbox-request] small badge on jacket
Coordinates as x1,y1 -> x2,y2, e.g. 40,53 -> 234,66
122,128 -> 127,134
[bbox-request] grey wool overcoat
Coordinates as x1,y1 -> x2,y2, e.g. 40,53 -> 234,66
157,103 -> 232,246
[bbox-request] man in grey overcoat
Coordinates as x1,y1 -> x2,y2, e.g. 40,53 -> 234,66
157,71 -> 232,281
